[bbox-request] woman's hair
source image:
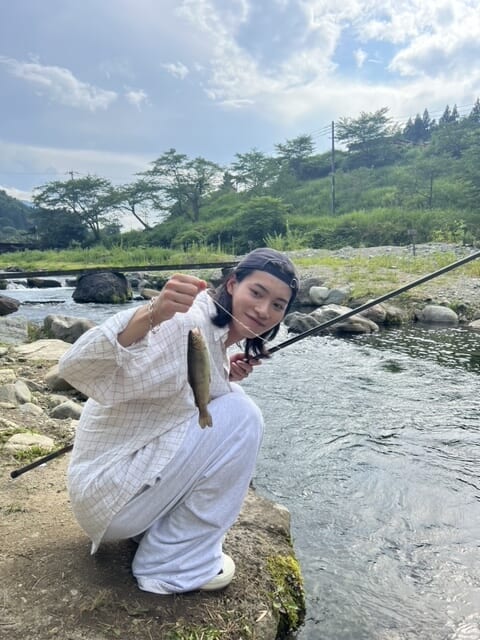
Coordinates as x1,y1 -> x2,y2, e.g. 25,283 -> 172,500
211,247 -> 299,359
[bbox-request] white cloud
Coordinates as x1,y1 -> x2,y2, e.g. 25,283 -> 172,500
0,140 -> 152,194
1,185 -> 33,202
124,88 -> 149,110
354,48 -> 368,68
161,62 -> 189,79
0,56 -> 117,111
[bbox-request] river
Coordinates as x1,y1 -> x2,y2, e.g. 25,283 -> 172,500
5,285 -> 480,640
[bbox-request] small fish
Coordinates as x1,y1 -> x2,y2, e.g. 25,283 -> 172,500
187,328 -> 213,428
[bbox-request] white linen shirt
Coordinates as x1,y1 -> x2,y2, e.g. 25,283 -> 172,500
58,291 -> 232,551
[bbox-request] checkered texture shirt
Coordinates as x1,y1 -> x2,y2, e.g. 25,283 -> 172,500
58,291 -> 231,550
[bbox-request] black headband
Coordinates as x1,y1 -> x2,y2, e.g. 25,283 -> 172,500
235,248 -> 299,292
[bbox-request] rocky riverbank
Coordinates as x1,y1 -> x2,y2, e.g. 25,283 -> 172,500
0,347 -> 304,639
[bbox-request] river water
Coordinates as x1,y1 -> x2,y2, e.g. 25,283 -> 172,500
6,285 -> 480,640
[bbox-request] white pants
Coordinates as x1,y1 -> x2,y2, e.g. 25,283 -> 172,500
103,387 -> 264,593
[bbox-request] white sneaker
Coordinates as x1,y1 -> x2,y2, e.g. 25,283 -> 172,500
199,553 -> 235,591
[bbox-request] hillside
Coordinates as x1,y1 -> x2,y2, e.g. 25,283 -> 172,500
0,190 -> 34,241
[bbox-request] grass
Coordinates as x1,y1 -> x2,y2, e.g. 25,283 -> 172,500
1,244 -> 479,307
0,246 -> 235,272
13,444 -> 53,463
294,251 -> 480,299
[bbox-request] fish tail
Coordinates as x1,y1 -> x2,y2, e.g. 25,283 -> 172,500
198,408 -> 213,428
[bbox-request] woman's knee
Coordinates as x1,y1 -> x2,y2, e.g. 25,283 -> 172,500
213,390 -> 264,447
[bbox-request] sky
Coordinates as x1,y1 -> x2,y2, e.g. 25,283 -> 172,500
1,0 -> 480,209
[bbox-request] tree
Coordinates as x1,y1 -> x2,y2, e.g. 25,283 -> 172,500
403,112 -> 432,145
439,104 -> 459,127
109,179 -> 162,230
32,207 -> 88,248
32,175 -> 114,242
230,149 -> 278,193
231,196 -> 289,253
143,149 -> 221,222
468,98 -> 480,125
275,135 -> 315,180
459,127 -> 480,209
336,107 -> 401,168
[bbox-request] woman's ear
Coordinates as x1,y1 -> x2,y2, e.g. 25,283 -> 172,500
226,275 -> 236,295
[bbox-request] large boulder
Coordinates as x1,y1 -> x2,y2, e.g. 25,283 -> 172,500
415,304 -> 459,326
73,272 -> 132,304
284,304 -> 379,335
0,294 -> 20,316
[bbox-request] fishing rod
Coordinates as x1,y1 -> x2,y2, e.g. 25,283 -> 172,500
264,248 -> 480,357
10,443 -> 73,478
10,249 -> 480,478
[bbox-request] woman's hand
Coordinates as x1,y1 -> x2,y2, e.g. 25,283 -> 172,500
117,274 -> 206,347
151,274 -> 207,326
229,352 -> 261,381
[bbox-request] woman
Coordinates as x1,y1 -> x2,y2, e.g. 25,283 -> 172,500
58,247 -> 299,595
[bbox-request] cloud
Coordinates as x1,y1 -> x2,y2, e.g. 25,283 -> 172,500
0,56 -> 117,111
354,48 -> 368,68
0,140 -> 152,194
1,185 -> 33,202
124,89 -> 149,110
161,61 -> 189,79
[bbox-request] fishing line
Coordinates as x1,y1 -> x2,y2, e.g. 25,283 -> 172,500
211,296 -> 268,344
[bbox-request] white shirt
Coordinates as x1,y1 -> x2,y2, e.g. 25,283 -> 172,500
58,291 -> 232,549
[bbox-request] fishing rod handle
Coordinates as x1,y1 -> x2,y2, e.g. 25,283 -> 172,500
10,443 -> 73,479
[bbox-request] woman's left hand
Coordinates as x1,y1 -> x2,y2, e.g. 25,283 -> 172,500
229,353 -> 261,381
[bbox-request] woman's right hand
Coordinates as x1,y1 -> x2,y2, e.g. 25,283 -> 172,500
117,274 -> 207,347
150,274 -> 207,326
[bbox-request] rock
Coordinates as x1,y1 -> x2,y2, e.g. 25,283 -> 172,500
284,312 -> 322,333
415,304 -> 459,325
296,277 -> 324,306
19,402 -> 45,416
45,364 -> 75,391
13,338 -> 72,361
0,379 -> 31,405
359,303 -> 387,324
285,303 -> 379,336
0,368 -> 16,383
0,294 -> 20,316
0,384 -> 17,404
309,286 -> 329,305
13,379 -> 32,404
323,287 -> 350,305
0,315 -> 29,344
382,303 -> 409,325
468,319 -> 480,331
73,272 -> 132,303
43,314 -> 95,343
4,432 -> 55,454
49,399 -> 83,420
332,316 -> 379,334
26,278 -> 62,288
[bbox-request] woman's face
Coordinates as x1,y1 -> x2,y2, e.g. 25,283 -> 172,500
225,270 -> 292,345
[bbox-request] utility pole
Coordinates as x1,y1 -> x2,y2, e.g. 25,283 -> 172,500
330,120 -> 336,215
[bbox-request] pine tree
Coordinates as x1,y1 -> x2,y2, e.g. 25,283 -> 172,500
468,98 -> 480,124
